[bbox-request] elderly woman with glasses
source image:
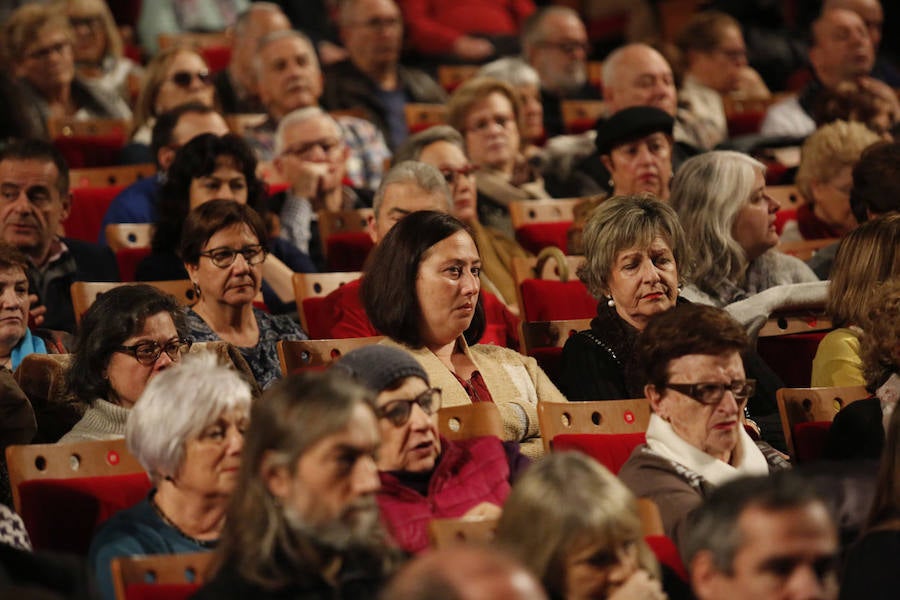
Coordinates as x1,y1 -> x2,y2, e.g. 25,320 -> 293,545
447,77 -> 549,237
333,345 -> 529,554
181,200 -> 307,389
618,303 -> 788,560
89,352 -> 251,600
394,125 -> 531,309
60,285 -> 189,442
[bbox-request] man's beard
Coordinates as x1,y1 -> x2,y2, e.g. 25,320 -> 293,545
284,495 -> 384,553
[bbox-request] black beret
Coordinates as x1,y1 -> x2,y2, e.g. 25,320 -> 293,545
594,106 -> 675,155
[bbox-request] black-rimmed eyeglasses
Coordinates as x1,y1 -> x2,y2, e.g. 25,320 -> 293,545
378,388 -> 443,427
199,245 -> 267,269
115,339 -> 192,365
666,379 -> 756,406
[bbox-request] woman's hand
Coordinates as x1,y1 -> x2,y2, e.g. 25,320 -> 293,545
608,570 -> 667,600
462,502 -> 502,520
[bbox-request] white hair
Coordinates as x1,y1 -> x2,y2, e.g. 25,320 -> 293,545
274,106 -> 342,156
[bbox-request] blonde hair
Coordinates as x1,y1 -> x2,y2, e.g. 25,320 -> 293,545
56,0 -> 123,59
4,4 -> 73,63
446,77 -> 522,142
132,46 -> 208,134
495,452 -> 659,599
796,120 -> 880,204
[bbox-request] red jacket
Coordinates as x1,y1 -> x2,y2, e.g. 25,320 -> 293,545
400,0 -> 535,55
377,436 -> 515,553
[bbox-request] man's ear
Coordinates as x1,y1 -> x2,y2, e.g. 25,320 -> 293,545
366,214 -> 378,244
158,146 -> 176,172
690,550 -> 723,600
59,191 -> 72,221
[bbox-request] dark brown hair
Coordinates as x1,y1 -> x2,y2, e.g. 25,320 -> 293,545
180,199 -> 268,266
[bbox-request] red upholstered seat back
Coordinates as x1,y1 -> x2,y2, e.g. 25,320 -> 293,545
792,421 -> 832,464
124,583 -> 201,600
301,297 -> 335,339
64,186 -> 125,242
54,134 -> 127,168
19,472 -> 151,554
774,208 -> 797,235
115,247 -> 152,282
645,535 -> 688,582
757,331 -> 829,388
515,222 -> 572,255
519,279 -> 596,322
325,232 -> 374,271
199,45 -> 231,73
551,432 -> 647,474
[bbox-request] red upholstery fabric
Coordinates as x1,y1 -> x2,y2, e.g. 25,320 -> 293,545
645,535 -> 688,582
199,46 -> 231,73
552,433 -> 647,474
514,221 -> 572,254
53,133 -> 127,168
325,232 -> 374,272
792,421 -> 832,464
757,331 -> 829,388
774,208 -> 797,235
726,111 -> 766,137
519,279 -> 596,322
115,247 -> 152,282
125,584 -> 201,600
64,186 -> 125,242
302,297 -> 334,339
18,473 -> 151,554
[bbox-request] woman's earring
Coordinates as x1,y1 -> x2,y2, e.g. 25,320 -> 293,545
607,296 -> 615,308
191,281 -> 201,299
608,178 -> 615,189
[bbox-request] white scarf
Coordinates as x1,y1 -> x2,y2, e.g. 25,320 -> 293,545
645,413 -> 769,488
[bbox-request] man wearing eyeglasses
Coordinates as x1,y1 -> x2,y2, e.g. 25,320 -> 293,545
618,303 -> 790,561
270,106 -> 372,270
0,140 -> 119,333
5,5 -> 131,139
323,0 -> 447,150
333,344 -> 529,554
521,6 -> 600,138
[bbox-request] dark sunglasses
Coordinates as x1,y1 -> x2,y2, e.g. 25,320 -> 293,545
666,379 -> 757,406
170,70 -> 212,88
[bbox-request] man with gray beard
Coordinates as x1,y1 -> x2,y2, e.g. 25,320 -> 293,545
194,371 -> 400,600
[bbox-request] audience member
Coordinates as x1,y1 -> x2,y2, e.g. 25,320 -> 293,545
394,125 -> 531,308
593,107 -> 675,201
671,152 -> 820,318
129,47 -> 216,156
811,80 -> 898,135
676,11 -> 771,150
761,8 -> 899,138
213,3 -> 291,114
325,161 -> 520,348
194,371 -> 399,599
362,210 -> 566,458
840,296 -> 900,596
447,77 -> 549,237
381,545 -> 547,600
477,58 -> 545,152
824,275 -> 900,462
59,0 -> 143,104
60,284 -> 188,442
137,0 -> 248,56
99,103 -> 231,245
181,200 -> 307,389
812,215 -> 900,388
619,304 -> 789,558
0,139 -> 119,333
787,120 -> 880,241
521,6 -> 599,138
323,0 -> 447,150
3,4 -> 131,139
824,0 -> 900,86
685,472 -> 839,600
496,452 -> 669,600
270,107 -> 372,270
136,133 -> 315,314
244,29 -> 391,193
335,344 -> 528,553
400,0 -> 534,63
88,352 -> 250,600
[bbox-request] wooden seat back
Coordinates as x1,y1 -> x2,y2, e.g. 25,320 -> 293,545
70,281 -> 198,324
437,403 -> 505,441
277,337 -> 384,375
776,386 -> 869,458
111,552 -> 213,600
105,223 -> 154,251
428,517 -> 498,549
538,399 -> 651,453
70,164 -> 155,188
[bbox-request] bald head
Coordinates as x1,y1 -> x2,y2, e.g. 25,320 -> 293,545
601,44 -> 677,116
381,546 -> 548,600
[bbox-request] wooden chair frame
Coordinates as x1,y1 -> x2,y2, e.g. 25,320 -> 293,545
767,185 -> 803,207
560,100 -> 607,133
105,223 -> 154,252
111,552 -> 213,600
70,281 -> 198,324
48,117 -> 131,139
521,318 -> 591,354
428,517 -> 498,549
775,386 -> 868,457
404,103 -> 448,131
776,238 -> 839,262
5,439 -> 145,515
315,209 -> 374,258
538,399 -> 651,453
437,65 -> 479,92
291,271 -> 362,335
70,164 -> 155,189
277,337 -> 384,375
508,198 -> 582,230
758,311 -> 833,338
437,403 -> 504,442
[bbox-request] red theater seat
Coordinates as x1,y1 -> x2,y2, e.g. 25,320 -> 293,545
64,186 -> 125,243
552,432 -> 647,474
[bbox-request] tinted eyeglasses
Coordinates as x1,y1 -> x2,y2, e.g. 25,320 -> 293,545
378,388 -> 442,427
26,41 -> 71,61
666,379 -> 756,406
439,164 -> 480,186
116,339 -> 191,365
199,244 -> 267,269
170,70 -> 212,88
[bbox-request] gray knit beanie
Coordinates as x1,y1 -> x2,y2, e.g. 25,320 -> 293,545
333,345 -> 429,393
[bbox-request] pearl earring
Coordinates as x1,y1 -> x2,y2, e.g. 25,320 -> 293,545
607,296 -> 615,308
